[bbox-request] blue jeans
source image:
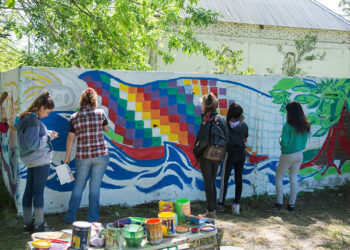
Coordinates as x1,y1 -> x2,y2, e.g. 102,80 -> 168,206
22,164 -> 50,222
65,155 -> 109,223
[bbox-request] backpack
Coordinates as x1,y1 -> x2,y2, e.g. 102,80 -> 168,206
202,117 -> 228,163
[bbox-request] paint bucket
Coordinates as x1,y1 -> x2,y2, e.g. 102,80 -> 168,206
158,212 -> 176,236
145,218 -> 163,245
70,221 -> 91,250
103,223 -> 124,250
122,224 -> 144,247
174,199 -> 191,222
158,201 -> 174,212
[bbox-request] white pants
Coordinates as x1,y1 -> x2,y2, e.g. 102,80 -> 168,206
275,151 -> 303,206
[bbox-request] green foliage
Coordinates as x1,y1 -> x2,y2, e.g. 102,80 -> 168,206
339,0 -> 350,19
0,38 -> 20,72
270,78 -> 350,137
0,0 -> 248,72
211,44 -> 255,75
277,34 -> 326,76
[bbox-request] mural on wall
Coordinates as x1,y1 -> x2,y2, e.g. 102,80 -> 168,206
1,67 -> 349,213
269,78 -> 350,177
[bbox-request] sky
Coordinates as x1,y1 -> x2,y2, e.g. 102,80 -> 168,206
316,0 -> 346,16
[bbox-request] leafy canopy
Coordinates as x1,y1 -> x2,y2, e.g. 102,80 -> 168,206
0,0 -> 250,73
277,34 -> 325,76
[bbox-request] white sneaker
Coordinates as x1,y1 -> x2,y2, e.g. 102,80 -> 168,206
232,203 -> 240,214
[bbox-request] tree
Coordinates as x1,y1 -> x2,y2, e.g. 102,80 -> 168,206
211,45 -> 255,75
0,0 -> 247,72
277,34 -> 325,76
339,0 -> 350,19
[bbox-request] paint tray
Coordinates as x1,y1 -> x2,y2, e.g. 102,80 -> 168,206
185,215 -> 215,225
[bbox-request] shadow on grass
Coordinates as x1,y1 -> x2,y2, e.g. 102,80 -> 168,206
0,165 -> 349,250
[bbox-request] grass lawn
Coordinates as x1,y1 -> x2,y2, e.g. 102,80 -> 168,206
0,170 -> 349,249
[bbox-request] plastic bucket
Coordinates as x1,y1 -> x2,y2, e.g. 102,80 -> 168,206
103,223 -> 124,250
175,199 -> 191,222
158,212 -> 176,236
146,218 -> 163,245
70,221 -> 91,250
122,224 -> 144,247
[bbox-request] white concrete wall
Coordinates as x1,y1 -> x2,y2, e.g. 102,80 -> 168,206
153,23 -> 350,78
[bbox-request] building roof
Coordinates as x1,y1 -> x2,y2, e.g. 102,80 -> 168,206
194,0 -> 350,31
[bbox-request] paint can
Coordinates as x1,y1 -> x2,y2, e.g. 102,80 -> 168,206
122,224 -> 144,247
103,223 -> 124,250
145,218 -> 163,245
158,212 -> 176,236
174,199 -> 191,222
70,221 -> 91,250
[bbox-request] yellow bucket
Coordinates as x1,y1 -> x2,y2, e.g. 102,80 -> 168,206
158,212 -> 176,236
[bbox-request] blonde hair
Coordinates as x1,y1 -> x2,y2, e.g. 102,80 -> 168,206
19,91 -> 54,119
79,88 -> 98,108
201,92 -> 218,114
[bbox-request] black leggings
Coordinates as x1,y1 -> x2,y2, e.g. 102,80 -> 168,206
200,158 -> 220,212
220,150 -> 246,204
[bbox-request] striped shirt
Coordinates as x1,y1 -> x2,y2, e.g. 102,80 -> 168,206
69,106 -> 109,159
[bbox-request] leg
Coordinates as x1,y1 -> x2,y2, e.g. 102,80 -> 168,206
275,154 -> 292,205
87,155 -> 109,222
233,151 -> 246,204
65,159 -> 92,223
32,164 -> 50,226
219,154 -> 234,205
288,152 -> 303,206
23,167 -> 34,225
210,163 -> 219,211
200,159 -> 217,212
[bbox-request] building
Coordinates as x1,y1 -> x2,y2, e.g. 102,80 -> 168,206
152,0 -> 350,78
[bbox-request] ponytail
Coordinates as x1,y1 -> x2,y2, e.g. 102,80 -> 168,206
19,91 -> 54,119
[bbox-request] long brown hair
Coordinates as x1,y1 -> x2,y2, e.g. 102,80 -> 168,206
79,88 -> 98,108
286,101 -> 311,134
19,91 -> 54,119
201,92 -> 218,114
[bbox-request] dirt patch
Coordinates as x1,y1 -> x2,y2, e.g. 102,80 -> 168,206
0,175 -> 349,249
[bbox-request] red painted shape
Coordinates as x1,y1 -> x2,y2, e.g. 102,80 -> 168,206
169,115 -> 180,123
200,79 -> 208,86
151,100 -> 160,109
179,123 -> 188,131
144,93 -> 151,101
248,154 -> 269,164
109,110 -> 116,124
101,96 -> 108,106
115,125 -> 125,136
301,106 -> 350,175
219,99 -> 227,108
210,87 -> 218,96
137,87 -> 144,93
160,108 -> 168,116
111,140 -> 165,160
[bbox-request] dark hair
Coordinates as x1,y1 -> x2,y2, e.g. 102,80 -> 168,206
19,91 -> 54,118
286,101 -> 311,134
226,103 -> 243,126
79,88 -> 98,108
201,92 -> 218,114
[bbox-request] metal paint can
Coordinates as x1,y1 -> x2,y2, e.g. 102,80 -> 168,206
70,221 -> 91,250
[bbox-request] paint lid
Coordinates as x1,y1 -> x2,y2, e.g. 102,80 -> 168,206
31,240 -> 51,248
72,221 -> 91,228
